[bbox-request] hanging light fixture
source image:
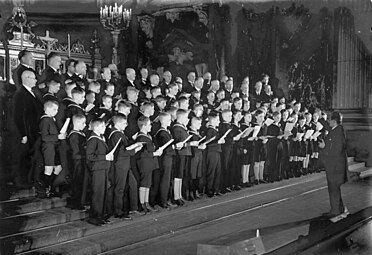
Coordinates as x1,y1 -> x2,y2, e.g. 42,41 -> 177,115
99,2 -> 132,30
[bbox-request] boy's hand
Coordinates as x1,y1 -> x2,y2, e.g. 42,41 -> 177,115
154,149 -> 163,156
198,144 -> 206,150
21,136 -> 28,144
217,138 -> 225,144
318,139 -> 325,149
58,133 -> 66,140
175,142 -> 183,150
233,136 -> 240,141
247,137 -> 255,141
189,141 -> 198,147
262,138 -> 268,144
105,153 -> 114,161
243,149 -> 247,154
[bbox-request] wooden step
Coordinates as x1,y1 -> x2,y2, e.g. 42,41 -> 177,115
16,175 -> 328,255
359,168 -> 372,178
0,187 -> 36,202
348,161 -> 366,172
0,207 -> 87,237
0,196 -> 67,218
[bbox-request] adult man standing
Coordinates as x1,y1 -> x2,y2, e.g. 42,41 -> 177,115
122,68 -> 136,99
318,111 -> 348,219
183,71 -> 196,93
12,70 -> 43,187
72,61 -> 88,89
12,49 -> 35,89
36,52 -> 62,98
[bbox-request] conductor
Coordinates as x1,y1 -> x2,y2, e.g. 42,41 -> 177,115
318,111 -> 348,219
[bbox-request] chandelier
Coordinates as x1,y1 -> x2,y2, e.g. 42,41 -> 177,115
100,2 -> 132,31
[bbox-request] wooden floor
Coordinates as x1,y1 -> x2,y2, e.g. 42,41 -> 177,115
1,169 -> 371,255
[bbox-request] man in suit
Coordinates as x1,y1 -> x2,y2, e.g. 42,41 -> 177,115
57,58 -> 76,99
135,67 -> 149,90
36,52 -> 62,98
12,49 -> 35,90
249,81 -> 264,110
12,70 -> 43,187
183,71 -> 196,93
159,70 -> 172,95
72,61 -> 89,90
319,111 -> 348,218
121,68 -> 136,99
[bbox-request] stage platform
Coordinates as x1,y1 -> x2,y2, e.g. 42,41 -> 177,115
1,170 -> 371,255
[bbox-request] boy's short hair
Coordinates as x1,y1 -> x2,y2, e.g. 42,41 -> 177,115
86,90 -> 95,96
178,96 -> 188,104
220,99 -> 230,105
44,100 -> 58,110
255,109 -> 265,116
158,112 -> 171,122
127,86 -> 139,95
137,116 -> 150,129
216,89 -> 225,95
71,86 -> 85,96
168,83 -> 178,90
166,106 -> 178,115
72,113 -> 86,124
154,95 -> 167,103
191,90 -> 200,96
233,97 -> 242,103
232,109 -> 242,116
330,111 -> 342,124
190,116 -> 202,123
112,113 -> 127,125
150,86 -> 161,93
117,100 -> 132,111
272,111 -> 281,118
90,118 -> 105,129
207,91 -> 215,97
140,101 -> 154,112
208,112 -> 219,121
176,108 -> 188,119
102,95 -> 112,102
193,103 -> 203,110
221,109 -> 232,116
88,81 -> 100,89
105,82 -> 115,90
46,76 -> 60,87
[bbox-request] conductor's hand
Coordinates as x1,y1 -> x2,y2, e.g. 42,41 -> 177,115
21,136 -> 28,144
318,139 -> 325,149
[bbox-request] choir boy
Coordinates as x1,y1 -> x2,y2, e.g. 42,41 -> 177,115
172,109 -> 195,205
109,114 -> 143,219
155,112 -> 177,209
39,101 -> 66,197
68,114 -> 87,210
188,116 -> 206,200
205,113 -> 225,197
136,116 -> 163,213
252,109 -> 268,184
86,118 -> 113,226
219,110 -> 235,192
240,111 -> 253,187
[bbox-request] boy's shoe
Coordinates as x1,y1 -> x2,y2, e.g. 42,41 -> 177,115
140,204 -> 150,213
87,217 -> 105,226
129,210 -> 146,216
234,185 -> 242,191
214,191 -> 223,196
159,202 -> 170,209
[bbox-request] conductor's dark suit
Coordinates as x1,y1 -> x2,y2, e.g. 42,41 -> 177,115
319,118 -> 348,215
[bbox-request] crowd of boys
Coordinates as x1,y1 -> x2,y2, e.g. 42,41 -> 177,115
11,50 -> 328,226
